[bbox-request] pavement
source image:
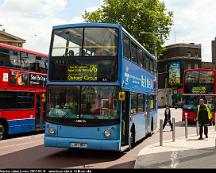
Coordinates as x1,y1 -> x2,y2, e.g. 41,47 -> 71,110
134,127 -> 216,168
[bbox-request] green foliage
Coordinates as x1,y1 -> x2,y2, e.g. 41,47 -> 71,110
83,0 -> 173,58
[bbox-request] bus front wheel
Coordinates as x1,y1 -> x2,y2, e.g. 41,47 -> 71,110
0,121 -> 8,140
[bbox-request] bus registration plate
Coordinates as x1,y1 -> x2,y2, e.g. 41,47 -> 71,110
70,142 -> 87,148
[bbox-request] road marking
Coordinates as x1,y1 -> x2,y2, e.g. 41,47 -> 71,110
170,151 -> 179,168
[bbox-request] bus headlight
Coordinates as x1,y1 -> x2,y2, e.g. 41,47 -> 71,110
185,112 -> 188,116
104,130 -> 111,137
49,127 -> 56,135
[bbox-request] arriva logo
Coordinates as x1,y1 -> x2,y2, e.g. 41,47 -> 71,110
75,120 -> 87,123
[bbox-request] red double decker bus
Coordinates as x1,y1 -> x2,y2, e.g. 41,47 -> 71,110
182,68 -> 215,124
0,43 -> 47,139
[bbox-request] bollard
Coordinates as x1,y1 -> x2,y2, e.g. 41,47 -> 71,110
196,120 -> 199,136
185,116 -> 188,139
215,138 -> 216,150
172,118 -> 175,142
160,119 -> 163,146
215,114 -> 216,131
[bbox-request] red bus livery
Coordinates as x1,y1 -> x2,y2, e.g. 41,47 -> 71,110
182,68 -> 216,124
0,43 -> 47,139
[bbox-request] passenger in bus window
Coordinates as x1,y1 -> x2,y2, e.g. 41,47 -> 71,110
68,50 -> 74,56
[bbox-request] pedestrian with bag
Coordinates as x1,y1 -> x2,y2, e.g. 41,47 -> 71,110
196,98 -> 212,140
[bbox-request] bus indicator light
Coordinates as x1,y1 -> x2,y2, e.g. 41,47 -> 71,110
119,92 -> 125,101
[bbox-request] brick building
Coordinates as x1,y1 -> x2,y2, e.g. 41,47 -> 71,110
212,37 -> 216,67
158,43 -> 202,107
0,30 -> 25,47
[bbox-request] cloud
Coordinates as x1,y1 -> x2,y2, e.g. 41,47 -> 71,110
162,0 -> 216,62
0,0 -> 81,54
85,6 -> 100,13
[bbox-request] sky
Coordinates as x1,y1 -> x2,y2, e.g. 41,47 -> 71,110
0,0 -> 215,62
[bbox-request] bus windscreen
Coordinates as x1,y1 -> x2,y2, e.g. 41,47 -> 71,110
184,71 -> 215,94
49,27 -> 118,82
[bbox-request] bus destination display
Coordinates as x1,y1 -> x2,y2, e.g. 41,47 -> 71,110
67,65 -> 98,81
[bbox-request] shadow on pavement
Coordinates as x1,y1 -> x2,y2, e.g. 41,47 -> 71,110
0,145 -> 125,168
108,160 -> 135,168
135,146 -> 216,168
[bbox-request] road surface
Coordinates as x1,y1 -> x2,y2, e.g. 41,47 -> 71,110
0,108 -> 201,169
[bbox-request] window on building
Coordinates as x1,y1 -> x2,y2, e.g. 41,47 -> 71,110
165,78 -> 168,88
194,64 -> 198,69
165,64 -> 167,72
188,63 -> 191,69
187,52 -> 192,57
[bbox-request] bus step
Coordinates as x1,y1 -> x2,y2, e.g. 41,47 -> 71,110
121,145 -> 129,151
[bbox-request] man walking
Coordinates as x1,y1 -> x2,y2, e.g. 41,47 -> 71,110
196,99 -> 212,140
163,104 -> 173,131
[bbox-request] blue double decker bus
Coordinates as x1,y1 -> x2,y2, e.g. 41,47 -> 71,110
44,23 -> 158,151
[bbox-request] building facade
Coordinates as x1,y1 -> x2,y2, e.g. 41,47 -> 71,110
212,37 -> 216,66
201,62 -> 215,69
158,43 -> 202,107
0,30 -> 25,47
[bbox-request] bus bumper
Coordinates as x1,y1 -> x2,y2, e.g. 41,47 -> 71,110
44,136 -> 121,151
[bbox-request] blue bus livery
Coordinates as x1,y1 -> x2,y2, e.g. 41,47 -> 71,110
44,23 -> 158,151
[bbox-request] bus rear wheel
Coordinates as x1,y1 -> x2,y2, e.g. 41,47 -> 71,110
129,130 -> 135,150
0,121 -> 7,140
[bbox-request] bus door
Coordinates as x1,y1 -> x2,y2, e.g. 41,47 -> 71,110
145,95 -> 151,134
121,92 -> 130,146
35,93 -> 43,128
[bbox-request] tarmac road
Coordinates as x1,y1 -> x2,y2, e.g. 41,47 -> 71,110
0,108 -> 203,169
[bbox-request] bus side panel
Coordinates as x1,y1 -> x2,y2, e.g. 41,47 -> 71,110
8,118 -> 35,134
132,113 -> 146,142
150,110 -> 157,131
182,110 -> 196,123
0,110 -> 36,134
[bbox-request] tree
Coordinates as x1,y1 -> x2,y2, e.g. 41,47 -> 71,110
83,0 -> 173,58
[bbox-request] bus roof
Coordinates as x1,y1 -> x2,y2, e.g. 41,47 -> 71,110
52,23 -> 155,60
0,42 -> 47,57
52,23 -> 121,30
